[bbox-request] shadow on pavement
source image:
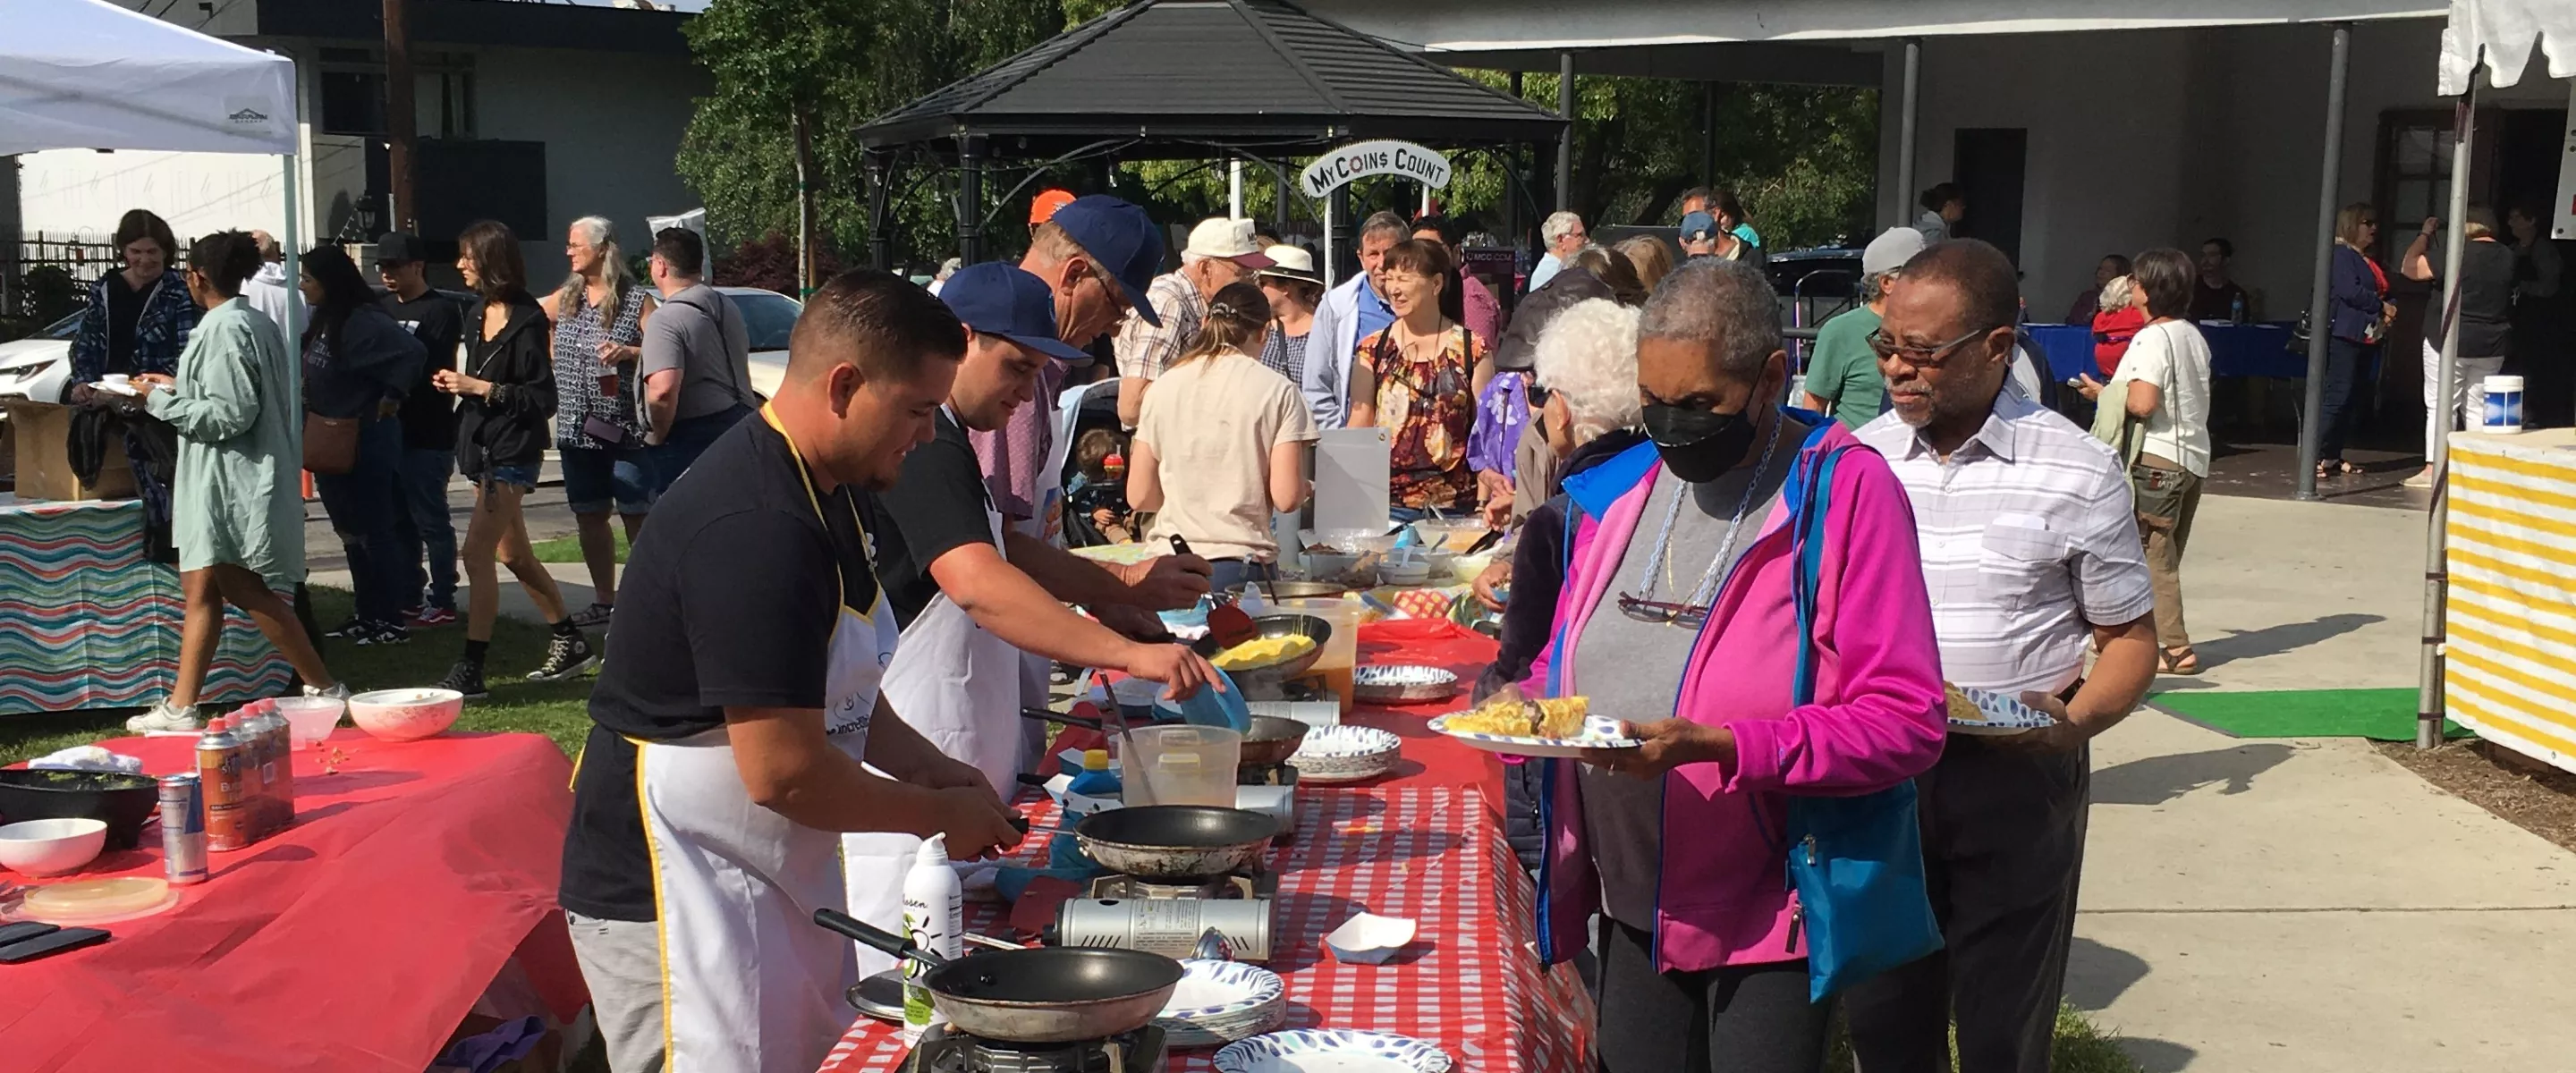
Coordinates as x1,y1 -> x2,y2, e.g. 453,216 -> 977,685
2193,613 -> 2384,670
2119,1038 -> 2200,1073
2091,743 -> 2294,805
2067,936 -> 2199,1072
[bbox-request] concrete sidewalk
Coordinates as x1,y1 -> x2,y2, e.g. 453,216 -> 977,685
2072,494 -> 2576,1071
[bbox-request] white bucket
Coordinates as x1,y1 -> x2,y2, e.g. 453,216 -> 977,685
2480,375 -> 2525,434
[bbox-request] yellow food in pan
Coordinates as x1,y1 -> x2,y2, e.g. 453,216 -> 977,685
1212,634 -> 1317,672
1447,696 -> 1591,739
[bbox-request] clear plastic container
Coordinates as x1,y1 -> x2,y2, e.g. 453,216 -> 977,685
1272,597 -> 1364,715
1119,724 -> 1241,807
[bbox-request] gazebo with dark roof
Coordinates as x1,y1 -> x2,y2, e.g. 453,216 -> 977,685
853,0 -> 1566,266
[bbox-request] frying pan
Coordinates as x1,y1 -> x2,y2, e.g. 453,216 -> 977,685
1216,614 -> 1332,698
1072,804 -> 1275,880
1235,715 -> 1312,768
813,908 -> 1182,1043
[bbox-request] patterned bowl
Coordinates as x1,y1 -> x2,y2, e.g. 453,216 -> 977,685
1287,724 -> 1401,783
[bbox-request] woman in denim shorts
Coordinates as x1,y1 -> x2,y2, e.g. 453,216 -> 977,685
434,221 -> 597,698
546,215 -> 657,629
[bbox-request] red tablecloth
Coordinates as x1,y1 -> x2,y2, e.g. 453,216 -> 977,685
1,730 -> 583,1073
822,618 -> 1595,1073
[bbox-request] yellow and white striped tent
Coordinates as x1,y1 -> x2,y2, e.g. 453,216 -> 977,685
2445,429 -> 2576,773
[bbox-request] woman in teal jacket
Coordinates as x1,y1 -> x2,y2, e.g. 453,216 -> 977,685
127,232 -> 343,732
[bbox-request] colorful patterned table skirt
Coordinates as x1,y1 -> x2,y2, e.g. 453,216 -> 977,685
0,496 -> 292,714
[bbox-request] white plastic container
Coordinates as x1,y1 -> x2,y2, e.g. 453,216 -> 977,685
900,833 -> 962,1043
2481,374 -> 2524,434
1121,724 -> 1242,807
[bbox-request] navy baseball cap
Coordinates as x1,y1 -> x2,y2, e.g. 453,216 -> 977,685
1046,195 -> 1165,327
938,262 -> 1089,362
1679,211 -> 1719,243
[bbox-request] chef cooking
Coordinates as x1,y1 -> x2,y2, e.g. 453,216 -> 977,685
558,270 -> 1025,1073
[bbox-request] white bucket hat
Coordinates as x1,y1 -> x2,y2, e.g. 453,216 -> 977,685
1253,244 -> 1321,285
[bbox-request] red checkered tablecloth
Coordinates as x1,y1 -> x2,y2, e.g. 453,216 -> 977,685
818,785 -> 1592,1073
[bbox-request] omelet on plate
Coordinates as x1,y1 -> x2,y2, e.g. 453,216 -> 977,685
1447,696 -> 1590,739
1212,634 -> 1316,672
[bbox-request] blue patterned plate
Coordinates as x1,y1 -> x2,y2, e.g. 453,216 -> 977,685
1160,959 -> 1286,1020
1427,713 -> 1640,758
1947,684 -> 2055,736
1213,1030 -> 1454,1073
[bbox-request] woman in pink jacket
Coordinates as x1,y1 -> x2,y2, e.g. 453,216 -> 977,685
1510,259 -> 1945,1073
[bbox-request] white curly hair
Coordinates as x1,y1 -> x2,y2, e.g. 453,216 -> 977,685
1534,298 -> 1643,444
2097,273 -> 2139,312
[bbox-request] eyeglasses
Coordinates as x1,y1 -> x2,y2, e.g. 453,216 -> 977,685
1867,326 -> 1996,368
1617,591 -> 1709,629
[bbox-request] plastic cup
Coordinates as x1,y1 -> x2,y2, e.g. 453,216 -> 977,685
274,696 -> 346,748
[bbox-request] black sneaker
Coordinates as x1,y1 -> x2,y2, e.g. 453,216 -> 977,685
436,660 -> 489,700
354,621 -> 411,646
528,630 -> 597,681
568,603 -> 615,630
322,616 -> 371,639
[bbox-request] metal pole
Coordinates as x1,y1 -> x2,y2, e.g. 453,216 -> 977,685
1274,159 -> 1290,234
2297,23 -> 2351,502
1229,158 -> 1244,221
1895,38 -> 1919,227
1321,190 -> 1337,288
2419,84 -> 2479,751
958,133 -> 987,266
280,154 -> 301,350
1701,81 -> 1717,190
382,0 -> 415,232
1555,51 -> 1574,213
865,150 -> 893,274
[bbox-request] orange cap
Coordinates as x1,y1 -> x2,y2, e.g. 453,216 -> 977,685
1030,189 -> 1077,225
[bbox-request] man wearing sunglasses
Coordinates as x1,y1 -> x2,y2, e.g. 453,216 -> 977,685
1843,240 -> 2159,1073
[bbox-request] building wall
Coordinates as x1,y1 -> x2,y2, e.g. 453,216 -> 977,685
1876,18 -> 2570,323
472,44 -> 709,285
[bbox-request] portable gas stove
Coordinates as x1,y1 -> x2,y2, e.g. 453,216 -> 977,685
904,1024 -> 1166,1073
1055,865 -> 1279,961
1084,863 -> 1275,901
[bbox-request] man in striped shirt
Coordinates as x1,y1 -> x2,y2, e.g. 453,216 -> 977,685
1843,240 -> 2160,1073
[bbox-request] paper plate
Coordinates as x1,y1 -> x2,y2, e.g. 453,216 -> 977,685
1947,685 -> 2055,736
1350,665 -> 1461,705
1427,713 -> 1640,758
1157,959 -> 1289,1046
1214,1030 -> 1453,1073
1288,725 -> 1402,783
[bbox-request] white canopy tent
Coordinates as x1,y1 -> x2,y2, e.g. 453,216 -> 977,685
2414,0 -> 2576,747
0,0 -> 302,336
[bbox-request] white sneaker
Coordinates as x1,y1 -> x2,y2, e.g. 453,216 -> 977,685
126,702 -> 203,733
2402,469 -> 2436,489
303,682 -> 352,701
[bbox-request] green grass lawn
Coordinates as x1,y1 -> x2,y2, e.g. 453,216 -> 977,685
531,528 -> 629,565
0,586 -> 594,765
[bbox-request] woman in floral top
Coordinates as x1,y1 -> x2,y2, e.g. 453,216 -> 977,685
543,215 -> 656,628
1349,239 -> 1495,518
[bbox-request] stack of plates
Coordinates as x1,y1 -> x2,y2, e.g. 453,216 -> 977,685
1946,684 -> 2055,736
1213,1029 -> 1453,1072
1156,959 -> 1288,1047
1287,724 -> 1402,783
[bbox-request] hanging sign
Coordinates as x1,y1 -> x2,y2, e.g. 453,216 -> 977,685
1300,140 -> 1452,199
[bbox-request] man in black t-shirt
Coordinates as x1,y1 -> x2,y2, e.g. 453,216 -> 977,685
376,232 -> 467,625
560,271 -> 1022,1073
859,262 -> 1220,815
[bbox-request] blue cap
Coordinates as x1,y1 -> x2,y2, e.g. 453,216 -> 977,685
938,263 -> 1089,362
1046,195 -> 1165,327
1679,211 -> 1718,242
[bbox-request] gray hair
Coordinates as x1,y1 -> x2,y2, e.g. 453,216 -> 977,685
1358,210 -> 1411,244
1540,211 -> 1584,245
1636,258 -> 1780,379
556,215 -> 638,325
1533,298 -> 1642,443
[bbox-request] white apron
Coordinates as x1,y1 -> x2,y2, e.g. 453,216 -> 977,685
881,475 -> 1035,812
644,406 -> 902,1073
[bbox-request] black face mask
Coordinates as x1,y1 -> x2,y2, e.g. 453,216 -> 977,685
1643,402 -> 1759,484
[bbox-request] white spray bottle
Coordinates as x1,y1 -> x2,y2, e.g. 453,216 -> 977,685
900,832 -> 963,1043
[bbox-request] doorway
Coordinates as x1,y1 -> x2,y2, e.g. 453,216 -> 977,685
1953,128 -> 2028,266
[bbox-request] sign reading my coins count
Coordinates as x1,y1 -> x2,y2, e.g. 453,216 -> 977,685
1300,140 -> 1453,199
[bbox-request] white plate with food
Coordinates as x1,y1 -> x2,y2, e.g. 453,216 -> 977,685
1428,697 -> 1640,758
1214,1030 -> 1453,1073
1944,683 -> 2055,736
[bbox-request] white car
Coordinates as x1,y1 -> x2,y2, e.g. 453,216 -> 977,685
0,311 -> 83,408
721,286 -> 800,399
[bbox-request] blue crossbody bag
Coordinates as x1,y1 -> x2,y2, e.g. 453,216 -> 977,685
1769,444 -> 1945,1002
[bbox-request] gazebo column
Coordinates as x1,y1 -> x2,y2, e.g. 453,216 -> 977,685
957,132 -> 988,266
1555,51 -> 1574,212
864,149 -> 894,274
2297,23 -> 2353,502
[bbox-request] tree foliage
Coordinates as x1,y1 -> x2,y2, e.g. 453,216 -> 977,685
677,0 -> 1881,266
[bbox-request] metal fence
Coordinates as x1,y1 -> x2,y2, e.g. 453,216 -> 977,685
4,233 -> 123,321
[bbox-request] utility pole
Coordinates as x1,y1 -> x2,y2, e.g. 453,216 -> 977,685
793,106 -> 817,297
383,0 -> 416,233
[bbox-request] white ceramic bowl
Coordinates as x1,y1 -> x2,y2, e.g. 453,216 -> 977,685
1322,911 -> 1418,965
346,688 -> 464,742
0,817 -> 108,876
1288,724 -> 1401,783
274,696 -> 346,748
1448,552 -> 1496,586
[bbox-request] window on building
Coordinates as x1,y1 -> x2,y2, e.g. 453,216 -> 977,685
316,53 -> 477,139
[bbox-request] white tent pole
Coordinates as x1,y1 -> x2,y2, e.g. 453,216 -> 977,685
2417,83 -> 2477,751
280,152 -> 301,347
1229,158 -> 1244,221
